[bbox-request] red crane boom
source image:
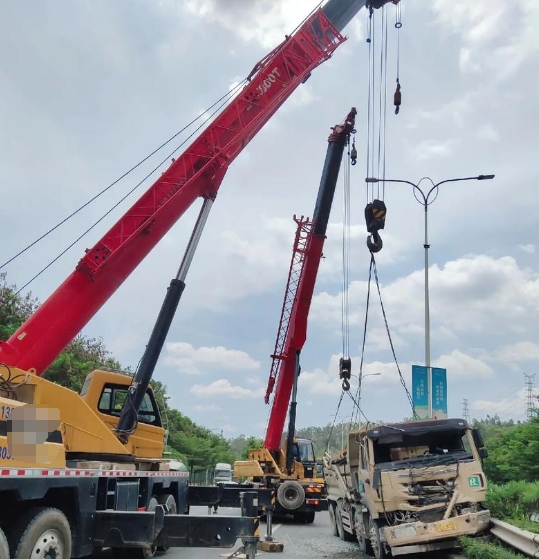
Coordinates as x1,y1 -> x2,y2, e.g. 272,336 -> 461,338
264,109 -> 357,451
0,1 -> 361,376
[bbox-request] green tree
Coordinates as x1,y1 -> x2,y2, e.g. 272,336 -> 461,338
0,272 -> 39,340
44,335 -> 125,392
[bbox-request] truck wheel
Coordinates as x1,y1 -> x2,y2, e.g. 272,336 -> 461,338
336,507 -> 355,542
277,481 -> 305,511
9,507 -> 72,559
369,518 -> 389,559
156,494 -> 177,554
328,503 -> 339,537
0,527 -> 9,559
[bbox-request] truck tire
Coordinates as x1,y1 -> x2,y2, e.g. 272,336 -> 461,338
369,518 -> 389,559
9,507 -> 72,559
0,527 -> 9,559
277,481 -> 305,511
156,494 -> 177,553
336,507 -> 355,542
328,503 -> 339,537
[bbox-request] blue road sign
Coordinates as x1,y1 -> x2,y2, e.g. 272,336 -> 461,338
432,367 -> 448,419
412,365 -> 429,419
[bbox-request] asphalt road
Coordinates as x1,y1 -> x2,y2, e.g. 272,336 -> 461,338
95,506 -> 465,559
151,507 -> 465,559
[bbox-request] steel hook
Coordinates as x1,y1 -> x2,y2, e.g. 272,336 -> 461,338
342,379 -> 350,392
367,230 -> 383,253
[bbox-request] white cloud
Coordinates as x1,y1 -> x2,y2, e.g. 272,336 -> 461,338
431,0 -> 539,78
183,0 -> 316,49
193,404 -> 221,412
433,349 -> 493,378
493,342 -> 539,366
190,379 -> 265,399
164,342 -> 260,375
413,139 -> 454,160
519,244 -> 535,254
311,254 -> 539,344
476,124 -> 501,143
470,389 -> 528,422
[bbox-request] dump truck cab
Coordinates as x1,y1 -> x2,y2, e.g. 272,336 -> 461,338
324,418 -> 491,558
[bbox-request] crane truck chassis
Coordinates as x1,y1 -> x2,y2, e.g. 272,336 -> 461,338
323,418 -> 491,558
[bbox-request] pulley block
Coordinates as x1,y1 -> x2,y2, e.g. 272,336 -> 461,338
339,357 -> 352,391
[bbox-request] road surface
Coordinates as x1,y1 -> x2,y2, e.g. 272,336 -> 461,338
95,506 -> 464,559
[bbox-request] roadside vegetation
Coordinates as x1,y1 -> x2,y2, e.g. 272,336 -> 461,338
460,536 -> 527,559
0,272 -> 257,471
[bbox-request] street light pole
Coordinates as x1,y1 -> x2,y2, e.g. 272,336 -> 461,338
365,174 -> 494,418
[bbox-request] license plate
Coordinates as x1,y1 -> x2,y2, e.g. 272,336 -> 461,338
435,521 -> 457,532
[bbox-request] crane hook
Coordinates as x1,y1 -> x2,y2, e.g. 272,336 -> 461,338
339,357 -> 351,392
351,141 -> 358,166
367,230 -> 383,253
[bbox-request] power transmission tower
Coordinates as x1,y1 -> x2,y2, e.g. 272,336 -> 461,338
462,399 -> 469,423
524,373 -> 536,420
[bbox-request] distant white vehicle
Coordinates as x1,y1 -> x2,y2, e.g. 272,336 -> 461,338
213,462 -> 233,484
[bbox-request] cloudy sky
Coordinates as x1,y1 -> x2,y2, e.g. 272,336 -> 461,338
2,0 -> 539,439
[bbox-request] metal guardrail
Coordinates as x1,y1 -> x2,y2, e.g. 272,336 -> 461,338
490,518 -> 539,558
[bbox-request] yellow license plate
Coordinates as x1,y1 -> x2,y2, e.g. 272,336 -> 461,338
435,521 -> 457,532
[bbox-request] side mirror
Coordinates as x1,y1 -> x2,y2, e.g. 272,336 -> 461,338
479,448 -> 489,459
472,428 -> 485,449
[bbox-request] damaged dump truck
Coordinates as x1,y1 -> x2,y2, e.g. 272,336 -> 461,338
323,418 -> 491,558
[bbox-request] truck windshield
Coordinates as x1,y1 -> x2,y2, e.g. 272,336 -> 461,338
214,469 -> 231,478
298,440 -> 315,463
372,430 -> 473,466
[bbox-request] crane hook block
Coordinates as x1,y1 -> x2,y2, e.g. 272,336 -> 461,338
394,83 -> 402,115
351,142 -> 358,166
339,357 -> 352,391
364,199 -> 386,233
365,199 -> 386,253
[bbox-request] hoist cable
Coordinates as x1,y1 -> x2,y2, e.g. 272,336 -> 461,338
376,8 -> 384,191
366,13 -> 373,204
371,16 -> 377,199
383,7 -> 389,197
371,254 -> 418,418
352,257 -> 373,426
396,3 -> 401,82
341,142 -> 351,359
1,80 -> 247,273
14,88 -> 242,296
326,390 -> 346,452
346,389 -> 369,424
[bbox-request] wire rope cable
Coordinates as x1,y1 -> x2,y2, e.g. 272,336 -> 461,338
14,83 -> 245,295
1,80 -> 247,273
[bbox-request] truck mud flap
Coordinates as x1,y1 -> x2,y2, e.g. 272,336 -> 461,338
93,507 -> 259,548
188,486 -> 274,508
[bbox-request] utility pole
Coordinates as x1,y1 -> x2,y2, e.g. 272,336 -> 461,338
524,373 -> 536,420
462,399 -> 469,423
